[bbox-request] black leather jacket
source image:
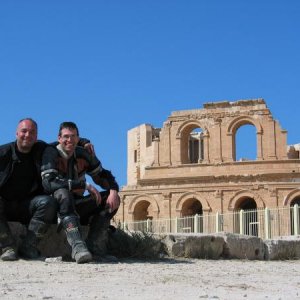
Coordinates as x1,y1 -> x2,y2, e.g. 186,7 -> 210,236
0,140 -> 48,195
41,144 -> 119,195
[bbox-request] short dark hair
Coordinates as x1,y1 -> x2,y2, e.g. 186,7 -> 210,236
58,121 -> 79,136
18,118 -> 38,130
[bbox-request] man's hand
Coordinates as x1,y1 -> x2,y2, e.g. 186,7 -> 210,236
86,183 -> 101,205
106,190 -> 120,213
84,143 -> 95,155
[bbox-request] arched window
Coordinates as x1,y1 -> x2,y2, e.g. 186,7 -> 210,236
188,128 -> 204,163
234,124 -> 257,161
180,124 -> 204,164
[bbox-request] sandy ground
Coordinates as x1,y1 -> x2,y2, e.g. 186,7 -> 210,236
0,258 -> 299,300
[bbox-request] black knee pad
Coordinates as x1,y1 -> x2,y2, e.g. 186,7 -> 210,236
54,188 -> 76,217
30,195 -> 58,224
61,215 -> 80,229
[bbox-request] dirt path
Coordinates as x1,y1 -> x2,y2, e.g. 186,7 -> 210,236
0,258 -> 299,299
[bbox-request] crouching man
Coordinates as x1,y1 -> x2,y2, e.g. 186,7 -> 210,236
0,118 -> 58,261
41,122 -> 120,264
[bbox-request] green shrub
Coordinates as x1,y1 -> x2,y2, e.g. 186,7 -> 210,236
107,228 -> 162,260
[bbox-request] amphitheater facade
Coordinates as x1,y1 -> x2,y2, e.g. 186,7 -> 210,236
116,99 -> 300,224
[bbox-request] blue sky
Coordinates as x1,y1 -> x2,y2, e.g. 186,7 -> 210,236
1,1 -> 300,188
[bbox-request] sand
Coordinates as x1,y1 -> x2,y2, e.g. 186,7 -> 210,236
0,258 -> 299,300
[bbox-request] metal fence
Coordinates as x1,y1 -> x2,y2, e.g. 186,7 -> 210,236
120,205 -> 300,239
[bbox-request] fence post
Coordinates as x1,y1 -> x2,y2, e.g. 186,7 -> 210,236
216,212 -> 219,233
264,207 -> 271,239
123,222 -> 126,231
239,209 -> 244,235
175,217 -> 178,233
146,219 -> 150,232
194,214 -> 199,233
293,204 -> 299,236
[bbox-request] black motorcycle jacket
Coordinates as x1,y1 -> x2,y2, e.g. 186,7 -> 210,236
0,140 -> 48,194
41,144 -> 119,196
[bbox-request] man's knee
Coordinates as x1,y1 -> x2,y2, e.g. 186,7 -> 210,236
54,188 -> 75,217
31,195 -> 58,223
54,188 -> 70,202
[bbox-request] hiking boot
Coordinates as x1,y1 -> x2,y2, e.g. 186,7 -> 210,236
1,247 -> 18,261
0,220 -> 18,261
62,215 -> 92,264
19,219 -> 50,259
72,242 -> 92,264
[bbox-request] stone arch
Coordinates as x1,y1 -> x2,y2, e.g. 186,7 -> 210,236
175,192 -> 211,216
128,194 -> 160,221
176,120 -> 204,138
226,116 -> 263,161
283,189 -> 300,206
228,190 -> 265,211
227,116 -> 263,136
175,120 -> 209,164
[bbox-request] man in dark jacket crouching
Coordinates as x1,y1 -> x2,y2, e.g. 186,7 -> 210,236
0,118 -> 58,261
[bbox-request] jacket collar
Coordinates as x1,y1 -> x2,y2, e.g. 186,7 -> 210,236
56,144 -> 76,160
11,141 -> 20,161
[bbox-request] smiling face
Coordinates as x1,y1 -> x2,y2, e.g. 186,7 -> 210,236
16,119 -> 38,153
58,127 -> 79,156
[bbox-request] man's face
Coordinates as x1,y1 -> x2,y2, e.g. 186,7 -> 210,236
58,127 -> 79,155
16,120 -> 37,153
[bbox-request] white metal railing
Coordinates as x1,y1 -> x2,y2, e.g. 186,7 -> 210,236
120,205 -> 300,239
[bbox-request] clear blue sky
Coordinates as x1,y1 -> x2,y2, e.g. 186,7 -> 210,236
1,1 -> 299,188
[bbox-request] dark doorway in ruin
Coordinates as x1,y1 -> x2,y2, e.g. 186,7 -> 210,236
182,198 -> 203,216
234,197 -> 258,236
133,200 -> 152,221
290,196 -> 300,235
180,198 -> 203,233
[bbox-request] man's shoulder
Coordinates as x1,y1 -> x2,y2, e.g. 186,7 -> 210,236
75,146 -> 97,161
0,142 -> 14,155
75,146 -> 101,166
75,145 -> 90,156
31,140 -> 51,154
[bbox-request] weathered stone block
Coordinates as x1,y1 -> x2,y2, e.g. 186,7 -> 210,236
161,234 -> 186,257
161,233 -> 224,259
220,233 -> 265,260
265,236 -> 300,260
184,235 -> 224,259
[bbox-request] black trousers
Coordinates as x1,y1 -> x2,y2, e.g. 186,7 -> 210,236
0,195 -> 58,225
75,191 -> 118,225
53,189 -> 117,225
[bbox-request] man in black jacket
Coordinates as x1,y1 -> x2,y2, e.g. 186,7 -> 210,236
0,118 -> 58,261
41,121 -> 120,264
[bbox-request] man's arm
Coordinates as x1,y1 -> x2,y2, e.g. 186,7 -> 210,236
91,167 -> 120,213
91,168 -> 119,192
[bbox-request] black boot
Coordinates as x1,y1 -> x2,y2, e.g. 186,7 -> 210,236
86,214 -> 110,257
0,221 -> 17,261
19,219 -> 49,259
62,216 -> 92,264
